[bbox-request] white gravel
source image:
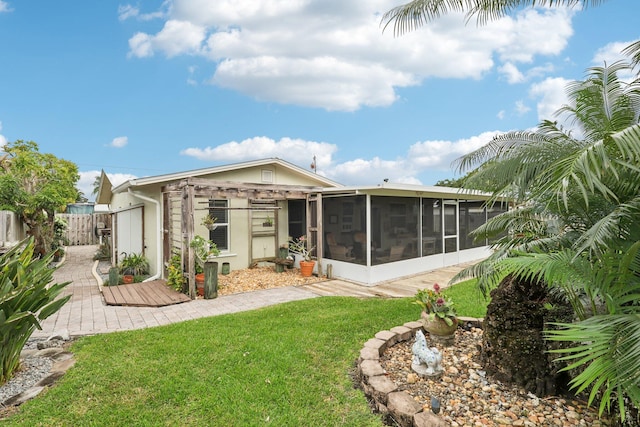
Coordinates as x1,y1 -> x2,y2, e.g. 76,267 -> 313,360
0,356 -> 52,403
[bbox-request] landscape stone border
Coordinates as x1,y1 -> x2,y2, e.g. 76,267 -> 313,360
355,316 -> 483,427
1,346 -> 76,408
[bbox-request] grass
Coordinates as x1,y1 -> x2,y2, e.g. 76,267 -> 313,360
442,278 -> 490,319
3,282 -> 488,427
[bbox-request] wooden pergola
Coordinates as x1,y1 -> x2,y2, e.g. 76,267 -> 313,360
162,177 -> 324,299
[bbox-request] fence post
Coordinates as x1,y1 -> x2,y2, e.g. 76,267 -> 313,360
204,261 -> 218,299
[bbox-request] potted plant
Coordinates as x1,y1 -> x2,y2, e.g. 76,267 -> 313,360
414,284 -> 458,345
263,215 -> 273,227
189,236 -> 220,295
119,252 -> 150,284
288,235 -> 315,277
201,215 -> 218,231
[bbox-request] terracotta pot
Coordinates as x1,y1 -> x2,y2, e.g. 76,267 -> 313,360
422,313 -> 458,346
196,273 -> 205,296
422,312 -> 458,336
122,275 -> 134,284
299,260 -> 315,277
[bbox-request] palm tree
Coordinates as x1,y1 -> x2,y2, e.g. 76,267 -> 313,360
454,60 -> 640,423
381,0 -> 611,35
91,173 -> 101,197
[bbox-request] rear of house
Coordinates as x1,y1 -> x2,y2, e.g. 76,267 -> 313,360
100,158 -> 505,290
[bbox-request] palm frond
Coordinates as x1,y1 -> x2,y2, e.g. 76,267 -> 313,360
573,197 -> 640,255
381,1 -> 610,34
454,128 -> 567,174
611,123 -> 640,163
622,40 -> 640,75
547,314 -> 640,421
381,0 -> 472,36
449,249 -> 510,296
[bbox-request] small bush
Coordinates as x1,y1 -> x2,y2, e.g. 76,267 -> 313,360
0,238 -> 71,384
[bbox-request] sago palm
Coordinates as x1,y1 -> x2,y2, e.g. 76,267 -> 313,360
454,60 -> 640,422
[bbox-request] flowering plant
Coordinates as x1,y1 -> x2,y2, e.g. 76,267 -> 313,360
288,235 -> 315,261
414,283 -> 457,326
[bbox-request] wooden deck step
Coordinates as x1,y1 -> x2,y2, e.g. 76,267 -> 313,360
301,280 -> 381,298
102,280 -> 191,307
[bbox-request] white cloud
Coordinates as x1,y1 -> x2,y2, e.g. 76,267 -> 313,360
515,100 -> 530,115
109,136 -> 129,148
325,132 -> 501,185
592,40 -> 636,65
212,56 -> 415,111
0,1 -> 12,13
499,62 -> 525,84
592,39 -> 639,82
529,77 -> 570,122
494,7 -> 574,63
77,171 -> 137,202
154,20 -> 207,57
330,157 -> 415,185
118,3 -> 168,21
408,131 -> 501,170
181,136 -> 337,169
187,65 -> 198,85
118,5 -> 139,21
128,33 -> 154,58
0,121 -> 6,146
129,20 -> 206,58
499,61 -> 557,84
125,1 -> 576,111
178,130 -> 503,186
105,172 -> 137,188
497,110 -> 505,120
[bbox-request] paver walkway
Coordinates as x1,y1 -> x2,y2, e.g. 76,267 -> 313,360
34,245 -> 472,339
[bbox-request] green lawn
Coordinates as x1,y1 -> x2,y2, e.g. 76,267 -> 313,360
443,278 -> 489,319
4,283 -> 488,426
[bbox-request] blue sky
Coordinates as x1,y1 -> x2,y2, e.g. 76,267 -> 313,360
1,0 -> 639,200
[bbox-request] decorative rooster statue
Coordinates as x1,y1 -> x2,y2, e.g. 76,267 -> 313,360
411,330 -> 443,377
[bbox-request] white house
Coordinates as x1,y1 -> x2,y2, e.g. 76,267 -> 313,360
98,158 -> 505,293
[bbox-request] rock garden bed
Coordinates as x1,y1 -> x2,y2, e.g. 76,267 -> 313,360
356,320 -> 609,427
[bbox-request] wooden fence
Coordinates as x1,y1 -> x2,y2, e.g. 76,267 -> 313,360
57,213 -> 111,246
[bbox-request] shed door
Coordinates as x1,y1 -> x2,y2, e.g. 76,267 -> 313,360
116,206 -> 144,260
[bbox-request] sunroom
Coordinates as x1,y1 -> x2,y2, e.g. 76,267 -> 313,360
319,183 -> 507,285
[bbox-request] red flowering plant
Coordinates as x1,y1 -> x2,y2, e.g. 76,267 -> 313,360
413,283 -> 457,326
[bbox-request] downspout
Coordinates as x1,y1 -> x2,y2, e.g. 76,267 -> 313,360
128,188 -> 162,281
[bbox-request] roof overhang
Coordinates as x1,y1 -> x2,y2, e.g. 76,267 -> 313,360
110,158 -> 342,195
95,170 -> 113,205
321,183 -> 493,200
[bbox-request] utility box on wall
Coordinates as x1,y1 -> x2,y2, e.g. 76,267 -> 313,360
0,210 -> 24,248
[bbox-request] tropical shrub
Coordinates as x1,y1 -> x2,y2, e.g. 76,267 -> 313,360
167,252 -> 185,292
0,238 -> 71,384
51,216 -> 69,260
118,252 -> 150,277
453,60 -> 640,423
